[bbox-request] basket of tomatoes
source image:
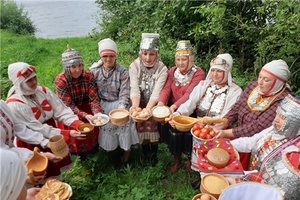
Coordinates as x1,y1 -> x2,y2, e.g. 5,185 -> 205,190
191,122 -> 217,142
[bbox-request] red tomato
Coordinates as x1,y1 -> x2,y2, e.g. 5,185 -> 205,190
193,130 -> 201,137
198,123 -> 205,129
209,130 -> 216,137
200,127 -> 209,135
206,134 -> 212,139
199,132 -> 207,139
192,124 -> 200,131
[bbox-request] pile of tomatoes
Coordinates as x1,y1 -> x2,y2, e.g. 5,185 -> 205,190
192,122 -> 216,140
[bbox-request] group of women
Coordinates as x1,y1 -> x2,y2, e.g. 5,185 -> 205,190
1,33 -> 299,200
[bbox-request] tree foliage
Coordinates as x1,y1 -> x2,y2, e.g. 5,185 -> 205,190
95,0 -> 299,93
0,0 -> 36,35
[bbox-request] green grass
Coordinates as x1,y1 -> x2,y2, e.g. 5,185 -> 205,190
64,144 -> 199,200
0,30 -> 199,199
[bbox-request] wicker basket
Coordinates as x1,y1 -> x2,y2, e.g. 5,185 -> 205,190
49,135 -> 69,158
109,109 -> 129,125
200,173 -> 229,199
192,193 -> 217,200
151,105 -> 171,122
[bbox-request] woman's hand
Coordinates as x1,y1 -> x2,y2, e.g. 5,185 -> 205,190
26,187 -> 41,200
43,152 -> 63,163
129,106 -> 137,113
26,173 -> 46,185
70,130 -> 87,140
169,104 -> 177,113
85,114 -> 93,122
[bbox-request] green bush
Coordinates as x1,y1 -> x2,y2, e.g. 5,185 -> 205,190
94,0 -> 300,93
0,0 -> 36,35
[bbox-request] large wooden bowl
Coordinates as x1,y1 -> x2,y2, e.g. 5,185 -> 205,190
151,105 -> 171,123
109,109 -> 129,125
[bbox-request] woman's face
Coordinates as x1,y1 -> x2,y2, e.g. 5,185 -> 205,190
210,68 -> 225,85
273,113 -> 286,131
175,56 -> 190,73
25,76 -> 38,90
101,55 -> 116,68
141,50 -> 157,66
257,70 -> 275,94
69,63 -> 83,78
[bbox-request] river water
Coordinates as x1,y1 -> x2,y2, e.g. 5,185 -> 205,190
15,0 -> 100,39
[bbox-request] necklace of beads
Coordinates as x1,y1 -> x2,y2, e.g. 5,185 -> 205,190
174,66 -> 196,86
198,83 -> 228,116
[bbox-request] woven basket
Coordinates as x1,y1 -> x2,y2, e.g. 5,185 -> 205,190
151,105 -> 171,123
200,173 -> 229,199
109,109 -> 129,125
49,135 -> 69,158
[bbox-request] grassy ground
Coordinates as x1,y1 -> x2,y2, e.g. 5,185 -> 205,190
64,144 -> 199,200
0,30 -> 199,199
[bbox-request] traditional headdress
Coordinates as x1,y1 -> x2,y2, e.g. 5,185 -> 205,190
98,38 -> 118,57
61,44 -> 83,69
207,53 -> 234,85
0,149 -> 27,200
260,59 -> 290,96
140,33 -> 159,51
7,62 -> 38,96
274,94 -> 300,139
175,40 -> 193,56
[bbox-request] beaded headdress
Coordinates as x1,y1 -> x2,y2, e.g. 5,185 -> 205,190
61,44 -> 83,68
275,94 -> 300,138
140,33 -> 159,51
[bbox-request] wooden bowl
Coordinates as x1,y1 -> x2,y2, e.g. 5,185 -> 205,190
26,147 -> 48,175
77,123 -> 94,138
131,114 -> 152,123
172,115 -> 195,132
109,109 -> 129,125
192,193 -> 217,200
151,105 -> 171,122
26,147 -> 48,182
200,173 -> 229,199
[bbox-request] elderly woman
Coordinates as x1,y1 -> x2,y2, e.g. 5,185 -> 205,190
158,40 -> 205,112
169,53 -> 242,174
230,94 -> 300,200
157,40 -> 205,172
216,59 -> 291,169
6,62 -> 84,178
90,38 -> 139,167
55,45 -> 102,157
129,33 -> 168,166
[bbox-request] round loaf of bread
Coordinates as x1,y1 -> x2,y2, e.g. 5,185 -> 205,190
207,148 -> 230,168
